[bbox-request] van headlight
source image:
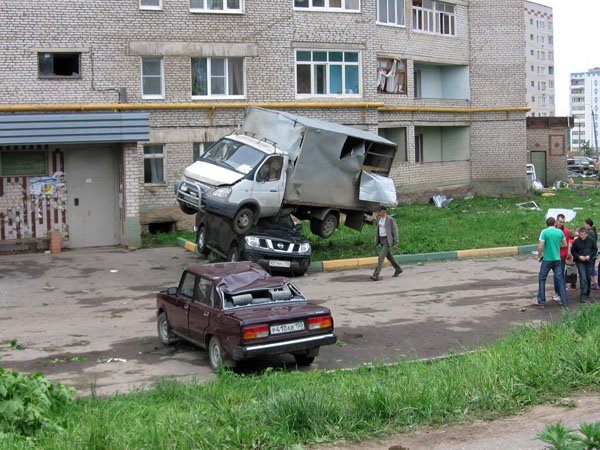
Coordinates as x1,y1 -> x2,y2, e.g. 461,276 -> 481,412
245,236 -> 261,248
210,187 -> 232,199
299,243 -> 311,253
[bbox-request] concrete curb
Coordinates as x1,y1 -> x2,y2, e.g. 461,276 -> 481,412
177,238 -> 539,273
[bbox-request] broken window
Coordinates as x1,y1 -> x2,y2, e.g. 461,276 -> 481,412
377,58 -> 407,94
412,0 -> 455,36
189,0 -> 243,12
191,57 -> 244,97
296,50 -> 360,96
38,53 -> 80,78
414,126 -> 469,163
141,56 -> 164,98
144,144 -> 165,184
379,127 -> 407,163
294,0 -> 360,11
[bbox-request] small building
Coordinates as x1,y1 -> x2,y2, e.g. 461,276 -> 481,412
526,116 -> 573,187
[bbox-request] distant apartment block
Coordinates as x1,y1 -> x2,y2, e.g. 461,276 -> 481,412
0,0 -> 528,249
524,1 -> 555,117
570,68 -> 600,152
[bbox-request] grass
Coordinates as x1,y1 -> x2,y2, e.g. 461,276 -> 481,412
4,303 -> 600,449
142,187 -> 600,261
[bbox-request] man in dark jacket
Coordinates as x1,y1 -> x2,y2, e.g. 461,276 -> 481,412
370,205 -> 402,281
570,226 -> 598,303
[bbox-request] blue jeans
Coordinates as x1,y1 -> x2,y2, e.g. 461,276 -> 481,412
576,262 -> 592,300
553,259 -> 567,296
538,259 -> 568,306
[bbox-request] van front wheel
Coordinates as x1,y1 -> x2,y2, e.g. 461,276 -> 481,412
232,208 -> 254,234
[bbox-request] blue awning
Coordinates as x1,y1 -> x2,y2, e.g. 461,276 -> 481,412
0,112 -> 150,145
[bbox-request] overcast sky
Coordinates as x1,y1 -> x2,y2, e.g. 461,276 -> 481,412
534,0 -> 600,115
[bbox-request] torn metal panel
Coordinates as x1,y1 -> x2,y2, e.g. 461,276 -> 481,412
359,171 -> 398,205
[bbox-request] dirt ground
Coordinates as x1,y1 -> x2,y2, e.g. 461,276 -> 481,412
1,246 -> 599,448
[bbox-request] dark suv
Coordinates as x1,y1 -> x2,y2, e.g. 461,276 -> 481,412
195,212 -> 312,276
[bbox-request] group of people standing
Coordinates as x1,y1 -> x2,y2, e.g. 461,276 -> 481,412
536,214 -> 598,307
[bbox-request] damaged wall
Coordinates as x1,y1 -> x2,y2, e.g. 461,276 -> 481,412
0,147 -> 68,242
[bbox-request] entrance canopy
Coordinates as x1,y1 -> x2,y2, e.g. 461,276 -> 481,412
0,112 -> 150,145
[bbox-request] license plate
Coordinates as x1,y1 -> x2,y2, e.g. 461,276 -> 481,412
269,260 -> 291,268
270,321 -> 305,335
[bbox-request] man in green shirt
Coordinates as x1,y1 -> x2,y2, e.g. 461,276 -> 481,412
537,216 -> 568,307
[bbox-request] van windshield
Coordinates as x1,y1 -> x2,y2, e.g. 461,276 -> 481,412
202,138 -> 266,174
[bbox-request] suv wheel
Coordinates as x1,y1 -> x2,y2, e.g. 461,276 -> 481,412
196,226 -> 209,256
228,243 -> 241,262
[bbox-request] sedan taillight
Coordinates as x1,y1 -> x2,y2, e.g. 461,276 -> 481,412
308,315 -> 332,330
243,324 -> 269,340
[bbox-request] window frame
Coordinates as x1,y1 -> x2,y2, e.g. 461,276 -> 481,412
139,0 -> 162,10
141,56 -> 165,100
143,144 -> 166,185
293,0 -> 360,12
37,52 -> 81,79
189,0 -> 244,14
377,0 -> 406,27
412,0 -> 456,36
295,49 -> 362,98
191,57 -> 246,99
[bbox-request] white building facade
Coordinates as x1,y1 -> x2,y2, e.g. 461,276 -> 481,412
524,1 -> 555,117
570,68 -> 600,153
0,0 -> 528,249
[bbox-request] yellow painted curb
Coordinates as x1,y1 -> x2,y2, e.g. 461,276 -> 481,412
322,259 -> 359,271
457,247 -> 518,259
184,241 -> 198,253
357,256 -> 379,267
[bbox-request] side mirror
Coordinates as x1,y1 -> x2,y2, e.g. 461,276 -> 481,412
167,287 -> 178,295
294,224 -> 303,232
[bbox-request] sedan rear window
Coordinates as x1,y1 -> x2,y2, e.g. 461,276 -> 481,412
223,284 -> 305,309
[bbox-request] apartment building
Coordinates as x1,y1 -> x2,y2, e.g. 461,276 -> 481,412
0,0 -> 527,249
570,68 -> 600,153
524,1 -> 555,117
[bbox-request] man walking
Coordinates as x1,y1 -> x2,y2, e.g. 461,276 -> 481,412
536,216 -> 568,307
570,226 -> 597,303
371,205 -> 402,281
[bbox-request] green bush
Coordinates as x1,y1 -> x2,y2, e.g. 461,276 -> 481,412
0,368 -> 74,435
538,420 -> 600,449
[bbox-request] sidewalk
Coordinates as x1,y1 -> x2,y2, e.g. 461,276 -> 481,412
177,237 -> 538,271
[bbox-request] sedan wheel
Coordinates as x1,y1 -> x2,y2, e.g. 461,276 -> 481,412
157,312 -> 178,345
293,353 -> 315,366
208,336 -> 225,371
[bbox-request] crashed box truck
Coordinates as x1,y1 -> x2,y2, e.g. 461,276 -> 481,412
175,107 -> 398,238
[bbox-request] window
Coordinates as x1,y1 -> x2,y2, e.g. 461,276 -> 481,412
193,142 -> 215,161
377,0 -> 405,26
413,62 -> 469,100
530,65 -> 534,72
379,127 -> 407,162
195,277 -> 214,307
141,56 -> 164,99
256,156 -> 284,182
537,51 -> 545,60
531,95 -> 535,102
538,81 -> 546,90
548,21 -> 553,32
531,81 -> 535,87
144,144 -> 165,184
140,0 -> 162,9
412,0 -> 455,36
414,133 -> 423,163
377,58 -> 407,94
179,272 -> 196,298
548,66 -> 554,75
548,52 -> 554,61
549,80 -> 554,89
189,0 -> 243,12
191,57 -> 244,97
529,34 -> 534,40
530,50 -> 534,56
548,36 -> 553,44
537,36 -> 545,44
550,95 -> 554,105
0,151 -> 47,176
38,52 -> 80,78
296,50 -> 360,96
529,18 -> 533,25
537,66 -> 545,75
294,0 -> 360,11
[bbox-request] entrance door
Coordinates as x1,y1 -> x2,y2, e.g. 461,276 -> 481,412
531,151 -> 547,188
66,146 -> 118,247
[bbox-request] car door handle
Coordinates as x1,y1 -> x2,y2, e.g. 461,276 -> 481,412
203,311 -> 209,317
184,304 -> 190,310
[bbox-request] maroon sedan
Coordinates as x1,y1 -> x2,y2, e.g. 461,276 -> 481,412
156,261 -> 336,371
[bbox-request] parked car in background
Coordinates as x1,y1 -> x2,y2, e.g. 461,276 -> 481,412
567,156 -> 596,175
195,211 -> 312,276
156,262 -> 336,371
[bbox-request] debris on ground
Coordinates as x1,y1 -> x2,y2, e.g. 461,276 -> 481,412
516,201 -> 541,211
545,208 -> 577,222
432,195 -> 453,208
